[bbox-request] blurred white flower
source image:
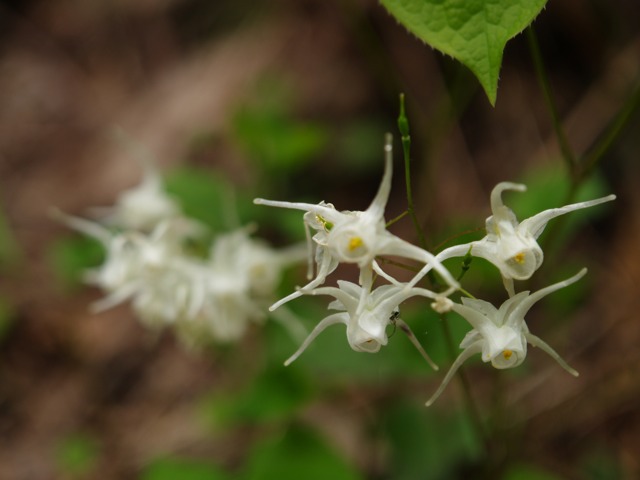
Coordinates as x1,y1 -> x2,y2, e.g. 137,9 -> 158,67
254,134 -> 458,310
92,163 -> 183,232
208,226 -> 304,298
284,276 -> 441,369
57,212 -> 193,312
171,227 -> 307,346
426,268 -> 586,406
57,205 -> 301,345
434,182 -> 615,295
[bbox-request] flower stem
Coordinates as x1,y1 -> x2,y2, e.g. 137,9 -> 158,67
398,93 -> 428,250
526,27 -> 579,179
580,78 -> 640,178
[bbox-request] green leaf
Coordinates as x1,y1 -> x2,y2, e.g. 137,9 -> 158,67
140,457 -> 229,480
242,424 -> 363,480
380,0 -> 548,105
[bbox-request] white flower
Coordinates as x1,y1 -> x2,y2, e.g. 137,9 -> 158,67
56,212 -> 193,314
58,205 -> 304,345
91,163 -> 183,232
425,268 -> 586,406
176,273 -> 266,346
434,182 -> 615,295
130,259 -> 205,329
254,134 -> 458,310
172,227 -> 306,346
284,277 -> 441,370
208,226 -> 305,298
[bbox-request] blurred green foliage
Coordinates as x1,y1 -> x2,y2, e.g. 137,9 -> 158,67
55,433 -> 99,477
48,235 -> 104,291
333,118 -> 390,175
241,423 -> 362,480
232,78 -> 328,173
140,457 -> 229,480
201,363 -> 312,427
580,445 -> 624,480
383,400 -> 482,480
164,167 -> 238,232
502,464 -> 564,480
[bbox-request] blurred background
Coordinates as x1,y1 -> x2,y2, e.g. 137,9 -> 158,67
0,0 -> 639,479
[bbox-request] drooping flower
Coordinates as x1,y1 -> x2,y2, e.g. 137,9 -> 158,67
284,276 -> 441,370
420,182 -> 615,296
254,134 -> 458,310
425,268 -> 586,406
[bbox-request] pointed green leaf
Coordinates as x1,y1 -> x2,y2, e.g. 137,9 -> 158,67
380,0 -> 548,105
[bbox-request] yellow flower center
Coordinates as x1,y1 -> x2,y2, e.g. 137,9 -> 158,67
502,349 -> 513,360
513,252 -> 526,264
348,236 -> 364,252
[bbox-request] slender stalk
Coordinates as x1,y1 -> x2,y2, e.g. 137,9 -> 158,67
386,210 -> 409,228
398,93 -> 428,250
581,78 -> 640,178
398,94 -> 488,449
526,27 -> 579,178
529,24 -> 640,257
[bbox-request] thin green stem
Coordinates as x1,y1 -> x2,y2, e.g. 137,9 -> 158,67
398,93 -> 428,250
526,27 -> 579,178
398,94 -> 487,446
386,210 -> 409,228
581,78 -> 640,178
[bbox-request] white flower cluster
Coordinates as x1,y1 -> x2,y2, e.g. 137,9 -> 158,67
57,167 -> 303,348
254,134 -> 615,405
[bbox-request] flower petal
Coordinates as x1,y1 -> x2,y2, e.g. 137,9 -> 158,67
284,313 -> 348,366
525,332 -> 579,377
426,341 -> 483,406
519,194 -> 616,239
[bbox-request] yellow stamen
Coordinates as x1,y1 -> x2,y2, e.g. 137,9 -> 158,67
513,252 -> 526,264
348,237 -> 363,251
503,349 -> 513,360
316,215 -> 333,231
